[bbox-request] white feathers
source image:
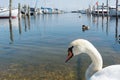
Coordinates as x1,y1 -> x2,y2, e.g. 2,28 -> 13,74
69,39 -> 120,80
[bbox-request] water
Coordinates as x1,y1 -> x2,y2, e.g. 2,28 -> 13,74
0,13 -> 120,80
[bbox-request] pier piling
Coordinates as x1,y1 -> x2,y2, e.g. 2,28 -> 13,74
18,3 -> 21,19
9,0 -> 12,19
27,6 -> 31,29
28,5 -> 30,17
106,0 -> 109,16
18,3 -> 22,34
116,0 -> 118,18
102,3 -> 104,16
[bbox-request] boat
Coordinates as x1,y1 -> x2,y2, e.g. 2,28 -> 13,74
30,8 -> 37,15
21,7 -> 38,16
42,7 -> 52,14
109,5 -> 120,17
0,8 -> 18,19
92,5 -> 109,16
37,8 -> 43,14
41,7 -> 63,14
52,8 -> 63,14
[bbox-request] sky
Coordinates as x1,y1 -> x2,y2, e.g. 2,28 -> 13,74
0,0 -> 119,11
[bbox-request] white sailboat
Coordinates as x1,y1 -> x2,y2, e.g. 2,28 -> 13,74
0,8 -> 18,19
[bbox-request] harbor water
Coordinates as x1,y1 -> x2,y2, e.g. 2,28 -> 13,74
0,13 -> 120,80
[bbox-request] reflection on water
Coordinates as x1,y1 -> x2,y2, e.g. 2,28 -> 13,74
9,18 -> 13,43
0,13 -> 120,80
115,18 -> 120,44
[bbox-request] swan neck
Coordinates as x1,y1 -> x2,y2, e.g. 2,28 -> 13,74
85,47 -> 103,80
89,48 -> 103,67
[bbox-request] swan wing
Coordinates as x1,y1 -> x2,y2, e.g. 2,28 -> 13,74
89,65 -> 120,80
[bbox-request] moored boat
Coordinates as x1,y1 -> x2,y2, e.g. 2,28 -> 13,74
92,5 -> 109,16
41,7 -> 63,14
0,8 -> 18,19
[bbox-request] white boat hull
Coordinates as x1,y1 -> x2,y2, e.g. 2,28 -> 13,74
0,9 -> 18,19
92,9 -> 108,16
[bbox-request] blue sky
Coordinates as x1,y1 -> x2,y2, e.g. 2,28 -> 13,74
0,0 -> 118,11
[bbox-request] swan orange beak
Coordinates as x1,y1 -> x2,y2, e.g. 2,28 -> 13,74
65,50 -> 73,63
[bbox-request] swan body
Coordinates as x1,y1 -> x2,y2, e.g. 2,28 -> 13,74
90,65 -> 120,80
65,39 -> 120,80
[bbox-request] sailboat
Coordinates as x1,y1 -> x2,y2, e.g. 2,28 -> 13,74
0,8 -> 18,19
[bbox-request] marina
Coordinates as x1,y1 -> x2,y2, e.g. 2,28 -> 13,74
0,13 -> 120,80
0,0 -> 120,18
0,0 -> 120,80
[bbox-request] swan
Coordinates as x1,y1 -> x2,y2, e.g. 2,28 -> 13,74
65,39 -> 120,80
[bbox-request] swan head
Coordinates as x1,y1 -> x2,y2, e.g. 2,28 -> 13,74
65,39 -> 87,62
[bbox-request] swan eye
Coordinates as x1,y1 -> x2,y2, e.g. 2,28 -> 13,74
68,46 -> 74,52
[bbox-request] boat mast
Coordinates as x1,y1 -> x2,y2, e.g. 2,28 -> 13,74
34,0 -> 38,9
